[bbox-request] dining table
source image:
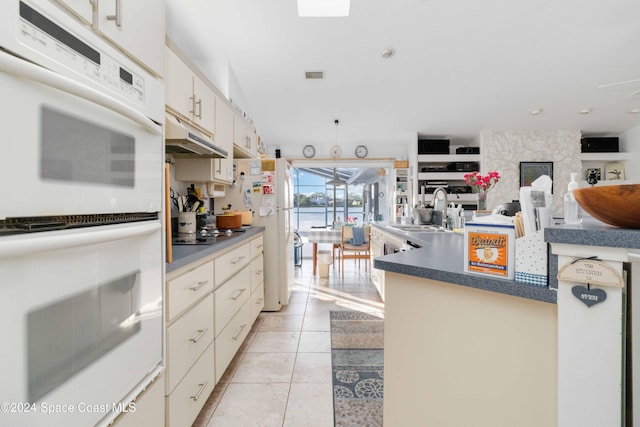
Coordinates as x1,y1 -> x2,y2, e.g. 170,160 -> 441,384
305,228 -> 342,275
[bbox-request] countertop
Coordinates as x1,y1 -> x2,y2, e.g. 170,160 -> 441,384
544,218 -> 640,249
373,218 -> 640,304
167,226 -> 265,273
372,223 -> 557,304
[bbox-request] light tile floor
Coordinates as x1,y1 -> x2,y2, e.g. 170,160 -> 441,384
192,255 -> 385,427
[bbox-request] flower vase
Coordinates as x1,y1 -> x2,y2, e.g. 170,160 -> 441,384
477,192 -> 487,210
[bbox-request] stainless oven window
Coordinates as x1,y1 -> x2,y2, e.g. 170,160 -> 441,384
27,270 -> 141,403
41,106 -> 135,187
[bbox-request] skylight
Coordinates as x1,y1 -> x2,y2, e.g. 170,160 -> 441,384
297,0 -> 350,17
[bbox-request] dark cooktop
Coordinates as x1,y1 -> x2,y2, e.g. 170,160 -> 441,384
172,228 -> 246,245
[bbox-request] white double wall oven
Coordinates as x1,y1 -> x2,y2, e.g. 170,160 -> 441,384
0,2 -> 164,426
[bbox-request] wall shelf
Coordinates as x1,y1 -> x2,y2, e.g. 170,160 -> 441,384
580,152 -> 629,161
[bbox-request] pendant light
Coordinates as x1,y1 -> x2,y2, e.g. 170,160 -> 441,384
327,119 -> 346,187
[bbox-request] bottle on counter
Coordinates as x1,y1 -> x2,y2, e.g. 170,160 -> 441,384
564,173 -> 582,224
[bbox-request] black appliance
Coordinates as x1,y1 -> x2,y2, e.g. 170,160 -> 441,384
418,139 -> 450,154
456,146 -> 480,154
580,137 -> 619,153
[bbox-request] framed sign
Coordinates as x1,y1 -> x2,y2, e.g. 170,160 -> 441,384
520,161 -> 553,189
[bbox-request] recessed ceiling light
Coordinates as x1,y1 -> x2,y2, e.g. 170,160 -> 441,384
578,108 -> 592,115
381,48 -> 395,59
530,108 -> 543,115
297,0 -> 350,17
628,108 -> 640,114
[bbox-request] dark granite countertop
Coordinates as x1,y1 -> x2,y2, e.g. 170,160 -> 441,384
544,218 -> 640,249
167,226 -> 265,274
371,223 -> 558,304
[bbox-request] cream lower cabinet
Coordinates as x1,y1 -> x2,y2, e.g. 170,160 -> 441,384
165,261 -> 215,427
213,235 -> 264,382
164,233 -> 264,426
369,227 -> 386,300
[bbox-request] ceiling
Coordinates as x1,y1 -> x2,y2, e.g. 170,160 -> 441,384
165,0 -> 640,153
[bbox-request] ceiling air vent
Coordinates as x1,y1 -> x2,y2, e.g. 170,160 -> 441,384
305,71 -> 325,80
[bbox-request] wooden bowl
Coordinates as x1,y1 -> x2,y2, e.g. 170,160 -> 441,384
573,184 -> 640,229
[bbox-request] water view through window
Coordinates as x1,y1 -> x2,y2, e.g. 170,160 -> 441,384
293,168 -> 364,230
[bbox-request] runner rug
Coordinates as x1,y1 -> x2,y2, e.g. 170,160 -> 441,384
330,310 -> 384,427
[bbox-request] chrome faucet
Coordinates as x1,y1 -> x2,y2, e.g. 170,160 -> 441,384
432,187 -> 448,227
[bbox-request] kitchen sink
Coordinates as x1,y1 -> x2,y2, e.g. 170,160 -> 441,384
389,224 -> 448,232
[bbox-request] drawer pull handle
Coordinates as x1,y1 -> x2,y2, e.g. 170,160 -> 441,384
256,243 -> 263,249
255,269 -> 263,275
230,288 -> 247,300
256,298 -> 264,304
232,324 -> 247,341
189,280 -> 208,291
230,256 -> 246,265
190,380 -> 209,401
190,328 -> 208,343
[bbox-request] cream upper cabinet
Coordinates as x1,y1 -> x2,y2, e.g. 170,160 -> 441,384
165,47 -> 215,134
95,0 -> 165,76
233,115 -> 258,158
165,47 -> 195,122
214,97 -> 235,182
193,76 -> 215,134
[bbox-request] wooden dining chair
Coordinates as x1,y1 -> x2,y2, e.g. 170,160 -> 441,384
340,225 -> 371,278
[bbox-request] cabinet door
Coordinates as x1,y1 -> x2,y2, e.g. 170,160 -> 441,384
246,125 -> 258,157
96,0 -> 165,76
214,96 -> 234,154
192,75 -> 215,134
233,115 -> 249,150
54,0 -> 93,24
214,157 -> 234,183
164,47 -> 195,121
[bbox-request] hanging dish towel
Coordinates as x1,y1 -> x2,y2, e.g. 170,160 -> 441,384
351,227 -> 365,246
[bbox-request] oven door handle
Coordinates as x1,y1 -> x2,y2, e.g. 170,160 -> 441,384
0,50 -> 161,136
0,222 -> 161,259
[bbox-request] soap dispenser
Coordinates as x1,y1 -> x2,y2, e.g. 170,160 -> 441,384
564,173 -> 581,224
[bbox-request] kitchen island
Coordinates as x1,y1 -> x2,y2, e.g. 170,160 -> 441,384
373,220 -> 640,427
372,223 -> 558,427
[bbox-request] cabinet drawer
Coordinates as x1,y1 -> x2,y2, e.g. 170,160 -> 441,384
166,294 -> 214,394
214,267 -> 251,336
167,261 -> 214,322
215,301 -> 251,383
214,243 -> 251,286
166,343 -> 215,427
250,254 -> 264,293
251,282 -> 265,324
250,235 -> 264,259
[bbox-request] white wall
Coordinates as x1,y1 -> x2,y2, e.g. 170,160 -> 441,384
481,130 -> 582,215
620,124 -> 640,183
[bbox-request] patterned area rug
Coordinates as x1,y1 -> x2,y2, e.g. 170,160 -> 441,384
330,310 -> 384,427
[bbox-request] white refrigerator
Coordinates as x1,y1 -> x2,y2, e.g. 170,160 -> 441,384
220,158 -> 294,311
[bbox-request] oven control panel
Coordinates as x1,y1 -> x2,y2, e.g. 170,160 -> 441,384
17,1 -> 145,107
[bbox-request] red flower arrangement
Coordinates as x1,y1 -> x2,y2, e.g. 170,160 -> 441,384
463,171 -> 501,193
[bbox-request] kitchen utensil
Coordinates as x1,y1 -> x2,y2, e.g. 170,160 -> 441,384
191,200 -> 201,212
216,213 -> 243,229
177,195 -> 183,212
573,184 -> 640,229
178,212 -> 196,233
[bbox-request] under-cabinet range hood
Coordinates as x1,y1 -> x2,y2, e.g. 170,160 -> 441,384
165,113 -> 228,158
